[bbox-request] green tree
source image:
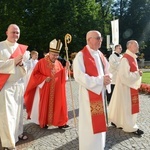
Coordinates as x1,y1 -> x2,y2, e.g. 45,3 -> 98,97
96,0 -> 113,54
123,0 -> 150,60
0,0 -> 114,58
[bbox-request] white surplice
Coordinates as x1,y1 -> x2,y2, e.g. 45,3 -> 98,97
23,58 -> 38,91
108,52 -> 122,84
73,45 -> 110,150
0,40 -> 26,148
108,50 -> 141,132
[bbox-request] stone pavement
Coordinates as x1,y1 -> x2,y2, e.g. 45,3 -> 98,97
1,80 -> 150,150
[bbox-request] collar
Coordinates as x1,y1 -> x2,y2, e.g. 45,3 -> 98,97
126,49 -> 137,59
5,40 -> 18,47
114,52 -> 120,57
86,45 -> 99,55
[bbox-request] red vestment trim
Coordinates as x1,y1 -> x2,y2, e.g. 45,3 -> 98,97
82,46 -> 107,134
123,54 -> 139,114
0,44 -> 28,90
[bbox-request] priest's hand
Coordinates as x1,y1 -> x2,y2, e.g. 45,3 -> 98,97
45,77 -> 51,82
65,61 -> 70,69
103,74 -> 111,86
14,55 -> 23,65
18,61 -> 24,66
138,70 -> 143,76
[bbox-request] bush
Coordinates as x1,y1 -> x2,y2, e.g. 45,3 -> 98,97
139,83 -> 150,94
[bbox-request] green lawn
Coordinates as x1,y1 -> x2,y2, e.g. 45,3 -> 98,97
142,72 -> 150,84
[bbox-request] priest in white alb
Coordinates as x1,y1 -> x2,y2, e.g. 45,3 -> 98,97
108,40 -> 144,136
73,30 -> 111,150
0,24 -> 29,149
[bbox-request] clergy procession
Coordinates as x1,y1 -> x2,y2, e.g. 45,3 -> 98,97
0,24 -> 147,150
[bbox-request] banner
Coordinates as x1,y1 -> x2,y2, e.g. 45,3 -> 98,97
111,19 -> 119,47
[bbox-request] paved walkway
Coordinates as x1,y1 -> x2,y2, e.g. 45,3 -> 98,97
1,80 -> 150,150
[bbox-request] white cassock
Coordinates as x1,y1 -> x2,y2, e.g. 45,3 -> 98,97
108,50 -> 141,132
73,45 -> 110,150
0,40 -> 26,148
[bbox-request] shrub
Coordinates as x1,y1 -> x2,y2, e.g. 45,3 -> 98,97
139,83 -> 150,94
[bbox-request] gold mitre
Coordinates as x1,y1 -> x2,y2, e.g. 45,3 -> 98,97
49,39 -> 62,53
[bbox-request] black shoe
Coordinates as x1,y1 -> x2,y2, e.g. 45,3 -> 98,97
58,124 -> 69,129
43,125 -> 48,129
111,122 -> 117,127
133,129 -> 144,136
3,148 -> 16,150
3,148 -> 9,150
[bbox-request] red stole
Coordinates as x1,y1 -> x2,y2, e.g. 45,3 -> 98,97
123,54 -> 139,114
82,46 -> 107,134
0,44 -> 28,90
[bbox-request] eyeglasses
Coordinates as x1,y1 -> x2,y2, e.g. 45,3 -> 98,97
50,53 -> 59,57
11,31 -> 20,34
90,36 -> 103,41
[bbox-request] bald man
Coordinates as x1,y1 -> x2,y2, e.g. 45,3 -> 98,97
108,40 -> 144,136
0,24 -> 28,149
73,30 -> 111,150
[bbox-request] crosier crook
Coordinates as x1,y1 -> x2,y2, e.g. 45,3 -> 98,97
64,34 -> 78,132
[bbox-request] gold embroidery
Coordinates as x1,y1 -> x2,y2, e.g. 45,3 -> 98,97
47,77 -> 55,125
45,55 -> 56,75
90,101 -> 104,115
44,55 -> 56,125
132,95 -> 138,104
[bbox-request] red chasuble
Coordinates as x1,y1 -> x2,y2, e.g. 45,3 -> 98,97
0,44 -> 28,90
82,46 -> 107,134
123,54 -> 139,114
24,55 -> 68,128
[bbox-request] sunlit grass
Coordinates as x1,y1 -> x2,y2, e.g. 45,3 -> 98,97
142,72 -> 150,84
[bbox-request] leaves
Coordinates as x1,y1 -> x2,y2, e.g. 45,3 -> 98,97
0,0 -> 112,58
0,0 -> 150,60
